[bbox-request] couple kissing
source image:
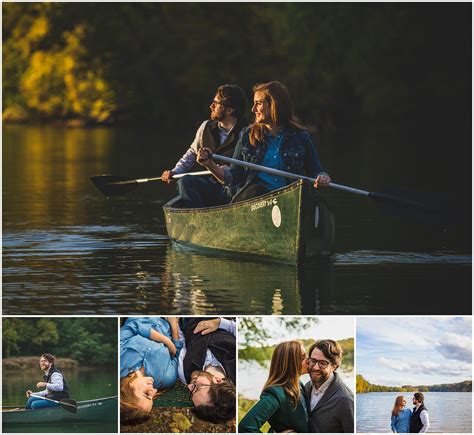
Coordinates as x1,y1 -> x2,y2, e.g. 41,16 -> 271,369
239,339 -> 354,433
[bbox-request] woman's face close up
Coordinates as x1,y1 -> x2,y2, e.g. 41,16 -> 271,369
131,371 -> 157,412
252,91 -> 271,124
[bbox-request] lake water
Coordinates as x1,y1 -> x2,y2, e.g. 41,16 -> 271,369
356,391 -> 472,433
3,125 -> 471,315
2,367 -> 117,433
238,360 -> 354,400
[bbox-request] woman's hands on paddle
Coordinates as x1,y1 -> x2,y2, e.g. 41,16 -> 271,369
26,389 -> 32,397
161,170 -> 175,183
36,382 -> 47,388
314,173 -> 331,188
194,318 -> 221,335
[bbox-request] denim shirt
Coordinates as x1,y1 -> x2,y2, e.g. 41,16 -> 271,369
391,408 -> 412,433
120,317 -> 183,390
256,130 -> 287,190
223,126 -> 327,200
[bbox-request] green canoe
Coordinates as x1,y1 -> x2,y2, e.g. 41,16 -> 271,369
163,180 -> 335,264
2,396 -> 118,425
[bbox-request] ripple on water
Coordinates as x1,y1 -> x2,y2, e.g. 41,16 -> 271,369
335,250 -> 471,265
3,226 -> 170,257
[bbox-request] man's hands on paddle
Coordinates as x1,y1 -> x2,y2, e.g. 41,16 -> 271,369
197,147 -> 213,167
194,318 -> 221,335
314,173 -> 331,188
161,170 -> 175,183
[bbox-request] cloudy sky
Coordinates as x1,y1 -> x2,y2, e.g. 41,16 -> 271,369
357,317 -> 472,386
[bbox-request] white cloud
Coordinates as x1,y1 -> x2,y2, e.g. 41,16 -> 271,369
377,356 -> 471,378
436,333 -> 472,362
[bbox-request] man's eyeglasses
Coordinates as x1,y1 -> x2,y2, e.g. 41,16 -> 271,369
211,99 -> 225,106
188,381 -> 212,399
307,358 -> 331,368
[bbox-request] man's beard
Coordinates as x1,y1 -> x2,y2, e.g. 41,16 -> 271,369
310,369 -> 331,387
210,110 -> 225,122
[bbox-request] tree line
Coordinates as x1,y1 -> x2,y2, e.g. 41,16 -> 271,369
2,318 -> 117,366
356,375 -> 472,394
239,338 -> 354,373
3,3 -> 470,130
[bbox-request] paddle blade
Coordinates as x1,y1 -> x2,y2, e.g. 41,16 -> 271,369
370,188 -> 465,229
60,398 -> 77,413
91,174 -> 138,196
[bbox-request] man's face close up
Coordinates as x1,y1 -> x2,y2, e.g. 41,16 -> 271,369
39,357 -> 51,371
188,370 -> 219,407
210,94 -> 227,122
308,347 -> 336,386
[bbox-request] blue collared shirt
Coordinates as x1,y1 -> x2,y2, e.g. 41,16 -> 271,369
120,317 -> 183,390
256,130 -> 287,190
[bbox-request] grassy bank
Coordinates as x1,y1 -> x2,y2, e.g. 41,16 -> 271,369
3,356 -> 79,370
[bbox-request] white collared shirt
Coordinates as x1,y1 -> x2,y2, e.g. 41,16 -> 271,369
310,373 -> 334,411
36,369 -> 64,397
415,404 -> 430,433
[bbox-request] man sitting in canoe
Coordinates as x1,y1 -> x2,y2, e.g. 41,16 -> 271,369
178,317 -> 236,423
161,84 -> 248,207
197,81 -> 332,202
25,353 -> 70,409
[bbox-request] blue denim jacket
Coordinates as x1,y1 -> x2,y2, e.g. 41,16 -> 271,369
120,317 -> 183,390
223,126 -> 327,200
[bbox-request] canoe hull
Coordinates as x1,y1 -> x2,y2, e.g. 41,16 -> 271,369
163,180 -> 335,264
2,396 -> 118,425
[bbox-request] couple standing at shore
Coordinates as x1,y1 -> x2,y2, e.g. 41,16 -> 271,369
391,393 -> 430,433
239,339 -> 354,433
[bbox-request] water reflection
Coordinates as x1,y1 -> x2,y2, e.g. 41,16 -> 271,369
155,247 -> 335,315
3,125 -> 471,315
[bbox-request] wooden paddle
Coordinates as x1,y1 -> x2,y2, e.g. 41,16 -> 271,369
91,170 -> 212,196
29,394 -> 77,413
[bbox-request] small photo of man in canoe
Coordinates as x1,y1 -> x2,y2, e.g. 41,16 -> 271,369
25,353 -> 71,409
120,316 -> 236,433
2,317 -> 118,433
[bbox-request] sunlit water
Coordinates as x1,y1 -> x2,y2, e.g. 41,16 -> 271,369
3,125 -> 471,315
357,392 -> 472,433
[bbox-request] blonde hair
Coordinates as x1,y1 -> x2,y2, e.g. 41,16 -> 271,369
249,81 -> 306,146
120,372 -> 159,426
391,395 -> 405,417
262,340 -> 304,407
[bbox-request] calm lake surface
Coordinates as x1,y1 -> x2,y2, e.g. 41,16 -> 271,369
3,125 -> 471,315
356,391 -> 472,433
2,367 -> 117,433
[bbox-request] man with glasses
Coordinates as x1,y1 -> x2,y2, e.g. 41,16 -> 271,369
161,84 -> 247,208
177,317 -> 236,423
304,339 -> 354,433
